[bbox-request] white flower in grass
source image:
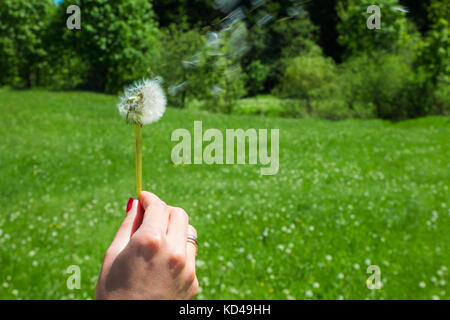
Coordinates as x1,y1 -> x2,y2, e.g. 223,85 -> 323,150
117,78 -> 166,126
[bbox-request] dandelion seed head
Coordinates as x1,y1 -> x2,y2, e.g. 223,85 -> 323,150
118,78 -> 166,126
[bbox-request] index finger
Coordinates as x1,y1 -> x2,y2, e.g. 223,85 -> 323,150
138,191 -> 170,235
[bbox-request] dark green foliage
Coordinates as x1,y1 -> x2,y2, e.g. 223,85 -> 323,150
337,0 -> 409,58
414,2 -> 449,86
151,26 -> 205,108
399,0 -> 433,34
245,15 -> 318,92
0,0 -> 54,87
245,60 -> 270,95
38,49 -> 89,90
53,0 -> 160,93
0,0 -> 447,120
152,0 -> 217,29
433,82 -> 450,115
151,21 -> 248,113
338,54 -> 430,120
239,1 -> 319,93
278,51 -> 336,114
192,24 -> 247,114
306,0 -> 344,62
409,0 -> 449,117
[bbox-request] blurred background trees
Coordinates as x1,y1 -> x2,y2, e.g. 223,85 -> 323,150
0,0 -> 54,88
0,0 -> 448,119
52,0 -> 160,93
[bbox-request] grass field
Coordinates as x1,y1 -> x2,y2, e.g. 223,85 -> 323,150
0,89 -> 449,300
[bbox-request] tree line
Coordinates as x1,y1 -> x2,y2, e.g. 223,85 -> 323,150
0,0 -> 448,120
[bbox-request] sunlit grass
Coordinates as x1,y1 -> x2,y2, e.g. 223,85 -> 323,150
0,89 -> 448,300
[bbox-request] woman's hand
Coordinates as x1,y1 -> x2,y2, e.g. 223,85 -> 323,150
95,191 -> 198,300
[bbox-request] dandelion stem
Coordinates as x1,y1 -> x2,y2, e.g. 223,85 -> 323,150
134,124 -> 143,198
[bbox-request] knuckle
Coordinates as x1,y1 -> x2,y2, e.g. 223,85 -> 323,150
151,201 -> 168,215
152,195 -> 165,207
167,251 -> 186,271
133,232 -> 163,251
141,191 -> 165,210
175,207 -> 189,222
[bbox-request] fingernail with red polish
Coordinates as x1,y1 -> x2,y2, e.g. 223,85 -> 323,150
126,197 -> 136,214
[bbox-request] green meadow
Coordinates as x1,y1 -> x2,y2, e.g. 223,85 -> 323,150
0,89 -> 448,300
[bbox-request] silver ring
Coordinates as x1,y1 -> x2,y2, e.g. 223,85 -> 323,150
187,234 -> 198,246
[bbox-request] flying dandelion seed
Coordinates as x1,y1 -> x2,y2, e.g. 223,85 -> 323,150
221,6 -> 246,28
207,32 -> 221,46
169,0 -> 292,108
251,0 -> 266,8
224,65 -> 241,79
215,0 -> 241,13
287,6 -> 306,17
211,85 -> 225,96
182,57 -> 201,69
256,13 -> 274,26
207,50 -> 224,57
168,82 -> 186,96
393,6 -> 409,13
228,23 -> 249,56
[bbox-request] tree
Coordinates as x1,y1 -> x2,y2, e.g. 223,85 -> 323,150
414,0 -> 450,85
0,0 -> 54,87
245,10 -> 318,93
151,26 -> 205,108
306,0 -> 344,62
399,0 -> 433,34
279,54 -> 336,114
54,0 -> 160,93
152,0 -> 218,29
411,0 -> 449,116
337,0 -> 409,58
191,22 -> 248,113
245,60 -> 270,96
